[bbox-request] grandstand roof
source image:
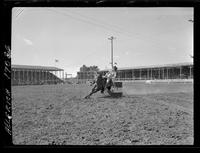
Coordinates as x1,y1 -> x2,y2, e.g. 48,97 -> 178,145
101,62 -> 193,71
12,64 -> 64,71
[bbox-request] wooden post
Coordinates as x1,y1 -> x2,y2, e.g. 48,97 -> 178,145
12,70 -> 14,84
180,67 -> 182,79
26,70 -> 28,84
162,68 -> 164,80
33,70 -> 35,84
30,70 -> 32,84
62,71 -> 65,81
35,70 -> 36,84
49,71 -> 50,83
14,69 -> 16,80
22,70 -> 24,84
18,71 -> 20,85
52,71 -> 54,84
167,68 -> 169,80
132,69 -> 134,80
39,70 -> 41,84
32,70 -> 34,84
48,71 -> 50,84
45,71 -> 46,84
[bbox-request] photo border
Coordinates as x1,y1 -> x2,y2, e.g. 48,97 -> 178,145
1,0 -> 199,151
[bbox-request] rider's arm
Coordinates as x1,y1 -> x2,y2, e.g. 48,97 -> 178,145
103,73 -> 108,78
102,75 -> 106,78
113,72 -> 117,78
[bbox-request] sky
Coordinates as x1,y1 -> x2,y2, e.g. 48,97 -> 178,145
12,7 -> 193,77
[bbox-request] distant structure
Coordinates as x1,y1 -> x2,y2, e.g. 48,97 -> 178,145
11,65 -> 65,86
77,62 -> 193,83
77,71 -> 97,84
101,62 -> 193,81
77,65 -> 99,83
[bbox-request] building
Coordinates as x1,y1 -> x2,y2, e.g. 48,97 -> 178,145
101,62 -> 193,81
76,71 -> 97,83
77,62 -> 193,83
11,65 -> 65,86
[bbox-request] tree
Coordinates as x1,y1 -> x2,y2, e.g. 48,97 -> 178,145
80,65 -> 99,72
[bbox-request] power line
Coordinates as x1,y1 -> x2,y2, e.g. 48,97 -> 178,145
46,8 -> 186,54
14,8 -> 189,52
46,9 -> 147,41
15,8 -> 24,19
59,9 -> 174,51
46,8 -> 127,36
62,9 -> 171,50
64,9 -> 136,36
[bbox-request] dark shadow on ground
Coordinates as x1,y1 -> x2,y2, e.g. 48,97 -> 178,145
98,95 -> 125,99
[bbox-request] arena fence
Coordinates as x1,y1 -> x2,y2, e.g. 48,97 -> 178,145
77,63 -> 193,84
11,65 -> 65,86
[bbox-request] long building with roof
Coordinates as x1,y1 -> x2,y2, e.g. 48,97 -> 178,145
77,62 -> 193,83
12,64 -> 65,86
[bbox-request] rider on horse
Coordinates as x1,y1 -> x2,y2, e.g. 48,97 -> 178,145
104,65 -> 117,89
84,65 -> 118,99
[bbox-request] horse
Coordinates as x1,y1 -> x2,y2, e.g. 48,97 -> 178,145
84,75 -> 113,99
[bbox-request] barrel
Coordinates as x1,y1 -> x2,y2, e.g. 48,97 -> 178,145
110,81 -> 123,97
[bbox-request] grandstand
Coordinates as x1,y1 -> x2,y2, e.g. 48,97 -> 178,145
77,62 -> 193,83
11,65 -> 65,86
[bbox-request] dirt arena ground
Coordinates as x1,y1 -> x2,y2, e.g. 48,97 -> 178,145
12,82 -> 193,145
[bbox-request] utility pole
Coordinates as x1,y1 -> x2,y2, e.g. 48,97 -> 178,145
108,36 -> 116,70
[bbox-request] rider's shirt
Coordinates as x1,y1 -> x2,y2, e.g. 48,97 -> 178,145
105,70 -> 117,79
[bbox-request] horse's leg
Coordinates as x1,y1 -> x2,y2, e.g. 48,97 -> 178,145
85,89 -> 100,99
100,86 -> 104,93
86,88 -> 97,98
107,88 -> 113,96
84,86 -> 100,99
105,79 -> 112,89
85,89 -> 94,99
85,84 -> 96,99
104,79 -> 111,91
